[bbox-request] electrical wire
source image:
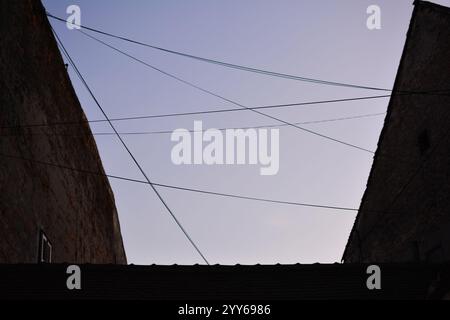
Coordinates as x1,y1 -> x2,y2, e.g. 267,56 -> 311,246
0,112 -> 386,137
52,27 -> 210,265
0,152 -> 407,215
46,12 -> 392,92
0,95 -> 390,131
45,12 -> 450,96
79,30 -> 377,154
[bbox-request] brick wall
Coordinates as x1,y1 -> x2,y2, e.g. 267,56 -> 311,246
0,0 -> 126,264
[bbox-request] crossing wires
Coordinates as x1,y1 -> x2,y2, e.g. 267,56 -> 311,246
79,30 -> 376,154
51,27 -> 210,265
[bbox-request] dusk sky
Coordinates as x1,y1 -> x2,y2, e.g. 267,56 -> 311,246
42,0 -> 450,265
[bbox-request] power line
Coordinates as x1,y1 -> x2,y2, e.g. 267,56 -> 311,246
90,111 -> 387,136
46,12 -> 392,92
0,112 -> 387,137
0,95 -> 390,131
44,13 -> 450,96
78,29 -> 377,154
45,12 -> 450,262
0,152 -> 358,212
0,151 -> 407,215
52,28 -> 210,265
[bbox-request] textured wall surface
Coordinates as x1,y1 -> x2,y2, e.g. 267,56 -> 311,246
0,0 -> 126,264
343,1 -> 450,263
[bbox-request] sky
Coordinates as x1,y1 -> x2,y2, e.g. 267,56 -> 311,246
42,0 -> 450,265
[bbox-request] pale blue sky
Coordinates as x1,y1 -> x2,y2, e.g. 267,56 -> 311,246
43,0 -> 450,265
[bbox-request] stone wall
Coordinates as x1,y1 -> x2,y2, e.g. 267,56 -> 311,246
0,0 -> 126,263
343,1 -> 450,263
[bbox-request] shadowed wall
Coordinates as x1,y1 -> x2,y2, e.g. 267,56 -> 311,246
344,1 -> 450,263
0,0 -> 126,264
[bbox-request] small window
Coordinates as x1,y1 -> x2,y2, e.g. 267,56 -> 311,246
418,129 -> 430,155
38,230 -> 52,263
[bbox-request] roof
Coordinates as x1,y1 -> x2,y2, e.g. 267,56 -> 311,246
0,263 -> 449,299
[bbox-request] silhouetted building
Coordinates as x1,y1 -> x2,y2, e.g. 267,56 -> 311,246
0,0 -> 126,263
344,1 -> 450,263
